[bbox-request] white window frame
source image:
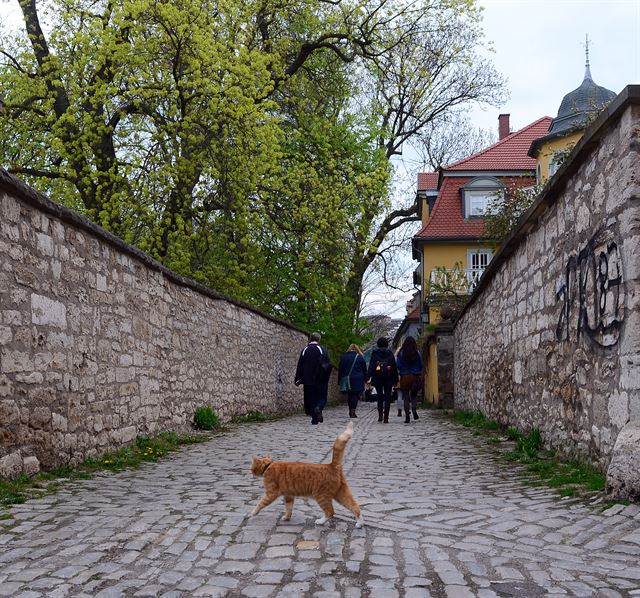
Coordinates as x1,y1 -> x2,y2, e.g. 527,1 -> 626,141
466,190 -> 492,217
467,249 -> 493,272
461,177 -> 504,219
548,153 -> 562,178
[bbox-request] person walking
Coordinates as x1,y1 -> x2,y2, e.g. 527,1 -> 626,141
338,344 -> 367,418
367,337 -> 398,423
396,336 -> 423,424
295,332 -> 332,425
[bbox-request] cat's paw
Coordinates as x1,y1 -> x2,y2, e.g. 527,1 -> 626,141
315,516 -> 328,526
355,517 -> 364,529
281,515 -> 291,522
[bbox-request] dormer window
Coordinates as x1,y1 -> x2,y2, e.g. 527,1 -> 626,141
461,177 -> 504,219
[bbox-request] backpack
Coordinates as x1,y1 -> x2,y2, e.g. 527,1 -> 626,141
318,346 -> 333,382
372,353 -> 392,383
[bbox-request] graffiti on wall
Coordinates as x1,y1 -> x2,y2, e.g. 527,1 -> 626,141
556,230 -> 624,347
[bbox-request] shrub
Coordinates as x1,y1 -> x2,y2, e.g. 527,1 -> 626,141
193,406 -> 220,430
517,429 -> 542,459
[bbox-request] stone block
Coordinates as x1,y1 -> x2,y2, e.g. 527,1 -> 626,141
52,412 -> 68,432
15,372 -> 44,384
36,233 -> 54,256
31,406 -> 52,429
23,455 -> 40,476
0,399 -> 20,424
1,349 -> 33,373
0,375 -> 13,397
112,426 -> 137,444
0,450 -> 22,479
0,325 -> 12,344
31,293 -> 67,328
606,421 -> 640,501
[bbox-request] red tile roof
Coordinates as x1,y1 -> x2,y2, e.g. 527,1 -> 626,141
417,172 -> 439,191
414,176 -> 483,239
414,116 -> 550,241
446,117 -> 552,171
406,304 -> 421,320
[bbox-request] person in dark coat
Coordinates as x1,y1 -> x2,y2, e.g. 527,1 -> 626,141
396,335 -> 424,423
367,337 -> 399,423
295,332 -> 331,425
338,344 -> 368,418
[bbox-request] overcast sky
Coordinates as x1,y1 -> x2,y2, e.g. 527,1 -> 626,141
470,0 -> 640,133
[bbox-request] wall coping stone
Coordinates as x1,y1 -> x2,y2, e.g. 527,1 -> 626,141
0,167 -> 308,336
455,84 -> 640,326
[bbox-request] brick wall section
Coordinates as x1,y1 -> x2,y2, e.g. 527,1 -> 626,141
454,88 -> 640,468
0,171 -> 332,477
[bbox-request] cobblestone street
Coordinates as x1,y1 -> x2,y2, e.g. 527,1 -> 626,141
1,405 -> 640,598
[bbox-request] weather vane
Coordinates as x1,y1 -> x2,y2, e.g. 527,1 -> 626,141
582,34 -> 592,80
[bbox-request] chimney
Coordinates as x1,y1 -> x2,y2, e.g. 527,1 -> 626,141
498,114 -> 510,140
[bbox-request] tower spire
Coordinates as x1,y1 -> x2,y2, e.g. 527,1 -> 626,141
583,34 -> 592,81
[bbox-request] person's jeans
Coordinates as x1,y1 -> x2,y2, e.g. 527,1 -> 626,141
374,384 -> 394,412
317,383 -> 328,411
398,388 -> 418,412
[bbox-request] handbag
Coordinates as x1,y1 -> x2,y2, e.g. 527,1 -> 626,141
339,354 -> 358,393
399,373 -> 421,391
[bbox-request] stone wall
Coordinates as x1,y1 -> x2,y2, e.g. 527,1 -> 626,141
0,170 -> 328,478
454,88 -> 640,475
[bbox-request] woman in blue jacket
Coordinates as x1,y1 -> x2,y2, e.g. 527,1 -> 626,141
338,344 -> 368,418
396,336 -> 423,423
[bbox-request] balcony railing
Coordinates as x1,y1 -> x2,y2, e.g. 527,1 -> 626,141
428,268 -> 485,296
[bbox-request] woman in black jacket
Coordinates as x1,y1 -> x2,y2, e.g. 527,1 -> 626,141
367,337 -> 399,423
338,344 -> 368,418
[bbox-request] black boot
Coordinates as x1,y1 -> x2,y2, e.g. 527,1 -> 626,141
412,409 -> 419,420
383,404 -> 390,423
352,410 -> 357,418
397,409 -> 402,417
404,410 -> 411,423
378,408 -> 383,422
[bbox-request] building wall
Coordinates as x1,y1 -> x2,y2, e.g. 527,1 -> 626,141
454,98 -> 640,467
420,242 -> 493,402
537,131 -> 583,182
0,172 -> 321,478
421,242 -> 494,286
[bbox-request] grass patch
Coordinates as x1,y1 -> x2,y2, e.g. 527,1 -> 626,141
231,411 -> 270,423
447,409 -> 606,499
451,410 -> 500,431
0,432 -> 208,510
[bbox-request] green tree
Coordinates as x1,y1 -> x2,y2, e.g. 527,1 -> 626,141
483,184 -> 541,247
1,0 -> 506,354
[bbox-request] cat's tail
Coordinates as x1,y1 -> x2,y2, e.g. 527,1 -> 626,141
331,421 -> 354,470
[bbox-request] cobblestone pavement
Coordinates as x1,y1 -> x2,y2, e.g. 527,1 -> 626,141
1,405 -> 640,598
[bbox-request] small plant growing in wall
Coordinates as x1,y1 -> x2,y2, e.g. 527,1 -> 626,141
193,406 -> 220,430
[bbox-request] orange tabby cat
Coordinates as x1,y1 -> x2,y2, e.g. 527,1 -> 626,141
249,421 -> 363,528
